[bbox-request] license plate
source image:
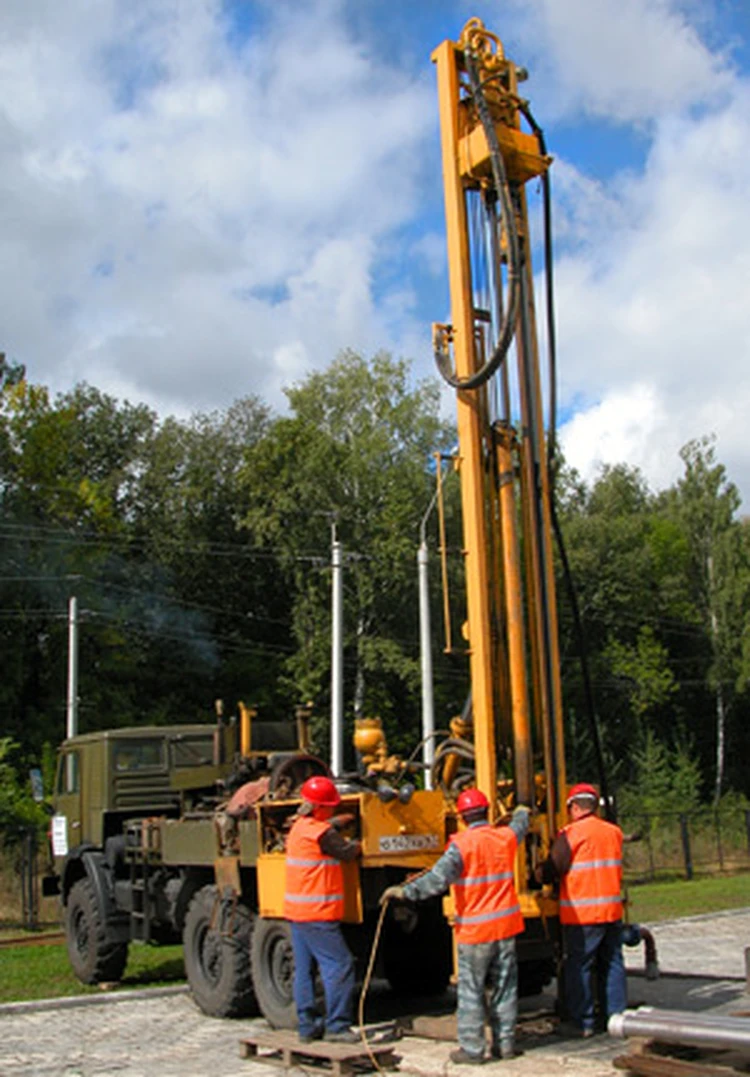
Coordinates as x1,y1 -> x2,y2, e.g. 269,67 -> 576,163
378,833 -> 440,853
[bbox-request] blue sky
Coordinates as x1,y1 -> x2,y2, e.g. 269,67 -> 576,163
1,0 -> 750,501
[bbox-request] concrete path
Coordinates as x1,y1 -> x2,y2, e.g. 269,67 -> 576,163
624,906 -> 750,981
2,910 -> 749,1077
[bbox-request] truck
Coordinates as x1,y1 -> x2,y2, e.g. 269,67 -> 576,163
44,16 -> 569,1023
44,706 -> 456,1022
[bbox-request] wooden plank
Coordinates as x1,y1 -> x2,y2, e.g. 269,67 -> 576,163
613,1051 -> 741,1076
402,1015 -> 456,1041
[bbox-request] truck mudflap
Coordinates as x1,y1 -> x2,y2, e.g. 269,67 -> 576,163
42,873 -> 61,897
64,847 -> 130,943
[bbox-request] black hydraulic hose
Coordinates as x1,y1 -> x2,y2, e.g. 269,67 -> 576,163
549,496 -> 612,819
515,100 -> 557,458
434,53 -> 521,391
519,97 -> 613,817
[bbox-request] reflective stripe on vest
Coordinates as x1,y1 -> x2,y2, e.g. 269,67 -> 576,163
451,824 -> 524,944
284,816 -> 344,922
559,814 -> 623,926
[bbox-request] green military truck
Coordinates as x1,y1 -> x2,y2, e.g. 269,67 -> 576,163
43,712 -> 454,1025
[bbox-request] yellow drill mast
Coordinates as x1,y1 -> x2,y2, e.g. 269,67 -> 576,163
431,20 -> 567,845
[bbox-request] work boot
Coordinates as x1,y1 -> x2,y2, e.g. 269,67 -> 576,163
298,1023 -> 324,1045
490,1042 -> 524,1060
324,1028 -> 359,1044
554,1021 -> 595,1039
449,1048 -> 485,1065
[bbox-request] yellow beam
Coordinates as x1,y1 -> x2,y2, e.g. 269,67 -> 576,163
432,40 -> 497,814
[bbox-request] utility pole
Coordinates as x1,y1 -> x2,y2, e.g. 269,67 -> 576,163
66,595 -> 79,741
330,525 -> 344,777
66,595 -> 79,789
417,537 -> 435,789
419,480 -> 443,790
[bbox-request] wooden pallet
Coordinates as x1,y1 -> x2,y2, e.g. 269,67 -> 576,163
613,1044 -> 749,1077
239,1029 -> 399,1077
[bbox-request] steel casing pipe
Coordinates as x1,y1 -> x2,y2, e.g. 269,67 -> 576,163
609,1007 -> 750,1052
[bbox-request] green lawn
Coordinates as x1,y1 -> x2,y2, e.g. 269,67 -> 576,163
625,871 -> 750,923
1,874 -> 749,1005
0,942 -> 185,1005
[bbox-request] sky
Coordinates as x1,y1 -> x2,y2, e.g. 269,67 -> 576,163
1,0 -> 750,502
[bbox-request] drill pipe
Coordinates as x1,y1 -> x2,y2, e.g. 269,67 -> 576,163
609,1007 -> 750,1053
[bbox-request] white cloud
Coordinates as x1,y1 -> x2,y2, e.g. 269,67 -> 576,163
3,0 -> 750,513
0,0 -> 432,415
474,0 -> 750,503
560,383 -> 676,488
500,0 -> 733,122
552,81 -> 750,500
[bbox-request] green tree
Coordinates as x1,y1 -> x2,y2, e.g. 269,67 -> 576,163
242,351 -> 454,759
667,436 -> 750,803
0,738 -> 45,845
557,463 -> 667,780
605,625 -> 677,730
617,730 -> 701,832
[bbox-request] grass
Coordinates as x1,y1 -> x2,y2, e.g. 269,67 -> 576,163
0,942 -> 185,1005
625,871 -> 750,923
0,874 -> 748,1005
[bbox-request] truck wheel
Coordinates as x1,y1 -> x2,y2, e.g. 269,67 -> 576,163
183,885 -> 256,1018
251,918 -> 297,1029
66,877 -> 129,985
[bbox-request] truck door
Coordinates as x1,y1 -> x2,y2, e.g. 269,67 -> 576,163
51,749 -> 82,864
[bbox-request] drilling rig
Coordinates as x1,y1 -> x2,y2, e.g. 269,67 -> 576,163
427,16 -> 568,986
45,17 -> 568,1022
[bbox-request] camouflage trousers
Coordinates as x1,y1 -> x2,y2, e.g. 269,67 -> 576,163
456,937 -> 518,1057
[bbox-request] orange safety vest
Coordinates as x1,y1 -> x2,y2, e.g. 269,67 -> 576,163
450,825 -> 524,945
284,816 -> 344,923
559,814 -> 623,926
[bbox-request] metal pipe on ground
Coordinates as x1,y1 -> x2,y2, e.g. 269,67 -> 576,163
629,1007 -> 750,1028
609,1007 -> 750,1053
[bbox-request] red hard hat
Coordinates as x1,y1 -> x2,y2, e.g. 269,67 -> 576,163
567,782 -> 598,805
300,775 -> 341,807
456,788 -> 490,814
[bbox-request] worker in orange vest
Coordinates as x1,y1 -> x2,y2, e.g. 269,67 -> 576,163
538,782 -> 627,1037
284,775 -> 361,1045
381,789 -> 530,1064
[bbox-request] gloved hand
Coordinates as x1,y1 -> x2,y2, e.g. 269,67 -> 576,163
379,884 -> 406,906
330,813 -> 355,830
515,804 -> 532,814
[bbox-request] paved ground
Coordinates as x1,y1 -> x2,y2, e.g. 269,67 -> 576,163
2,909 -> 749,1077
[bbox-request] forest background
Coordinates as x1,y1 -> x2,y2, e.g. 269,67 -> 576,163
1,347 -> 749,842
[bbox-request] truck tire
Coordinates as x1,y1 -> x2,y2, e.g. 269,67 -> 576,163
65,877 -> 129,985
183,884 -> 256,1018
251,917 -> 297,1029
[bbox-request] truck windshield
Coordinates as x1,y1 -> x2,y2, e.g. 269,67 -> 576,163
114,739 -> 163,772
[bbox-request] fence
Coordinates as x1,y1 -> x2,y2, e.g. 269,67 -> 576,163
619,806 -> 750,883
2,810 -> 749,928
0,828 -> 43,930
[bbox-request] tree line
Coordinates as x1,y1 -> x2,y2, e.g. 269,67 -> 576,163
1,349 -> 748,838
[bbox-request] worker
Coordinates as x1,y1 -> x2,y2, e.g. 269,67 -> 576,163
537,782 -> 627,1037
284,775 -> 361,1045
381,790 -> 531,1065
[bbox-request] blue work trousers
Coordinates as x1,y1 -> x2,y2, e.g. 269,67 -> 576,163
456,938 -> 518,1058
563,921 -> 627,1032
290,921 -> 355,1037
